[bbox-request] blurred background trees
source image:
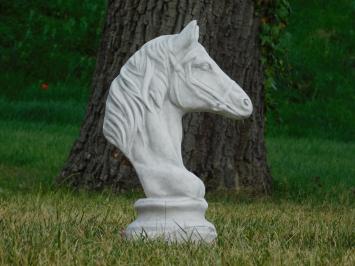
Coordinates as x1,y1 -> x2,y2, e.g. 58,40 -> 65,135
1,0 -> 353,139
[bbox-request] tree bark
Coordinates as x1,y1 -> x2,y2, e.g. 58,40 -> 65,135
57,0 -> 272,194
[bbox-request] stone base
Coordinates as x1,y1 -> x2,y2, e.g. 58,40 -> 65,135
125,197 -> 217,243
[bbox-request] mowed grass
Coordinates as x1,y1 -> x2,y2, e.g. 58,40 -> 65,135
0,115 -> 354,264
0,190 -> 354,265
0,120 -> 79,191
267,137 -> 355,202
1,117 -> 354,200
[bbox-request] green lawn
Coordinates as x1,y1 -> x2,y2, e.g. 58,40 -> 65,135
0,190 -> 353,265
0,117 -> 354,201
0,100 -> 353,264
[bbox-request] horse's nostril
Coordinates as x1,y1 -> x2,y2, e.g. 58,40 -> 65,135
243,98 -> 250,107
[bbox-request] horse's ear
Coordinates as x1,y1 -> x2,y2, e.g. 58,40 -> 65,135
174,20 -> 199,52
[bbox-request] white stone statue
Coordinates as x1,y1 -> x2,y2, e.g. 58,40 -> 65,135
103,20 -> 253,243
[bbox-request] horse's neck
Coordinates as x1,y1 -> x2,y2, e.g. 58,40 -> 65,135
129,100 -> 185,169
127,100 -> 205,199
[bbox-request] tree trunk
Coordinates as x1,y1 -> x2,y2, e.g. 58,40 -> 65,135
57,0 -> 272,194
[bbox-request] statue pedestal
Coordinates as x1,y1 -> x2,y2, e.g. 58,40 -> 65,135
125,197 -> 217,243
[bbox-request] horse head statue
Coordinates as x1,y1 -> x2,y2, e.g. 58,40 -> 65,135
103,20 -> 253,199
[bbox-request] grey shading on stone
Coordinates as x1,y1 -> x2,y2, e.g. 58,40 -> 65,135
103,20 -> 252,243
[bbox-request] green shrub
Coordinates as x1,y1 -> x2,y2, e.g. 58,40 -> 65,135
0,0 -> 106,98
267,0 -> 355,141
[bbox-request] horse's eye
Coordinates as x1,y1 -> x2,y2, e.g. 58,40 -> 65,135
193,62 -> 212,71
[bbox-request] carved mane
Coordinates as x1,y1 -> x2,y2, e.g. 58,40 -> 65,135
103,36 -> 171,154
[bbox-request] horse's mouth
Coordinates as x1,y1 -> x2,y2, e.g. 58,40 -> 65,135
215,98 -> 253,119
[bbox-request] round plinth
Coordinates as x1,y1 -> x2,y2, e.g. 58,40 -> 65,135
125,197 -> 217,243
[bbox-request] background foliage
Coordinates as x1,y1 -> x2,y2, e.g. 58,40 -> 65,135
266,0 -> 355,141
0,0 -> 105,100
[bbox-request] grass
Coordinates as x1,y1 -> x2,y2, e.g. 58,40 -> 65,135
0,190 -> 354,265
0,118 -> 354,202
0,120 -> 79,191
0,97 -> 353,264
267,137 -> 355,201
